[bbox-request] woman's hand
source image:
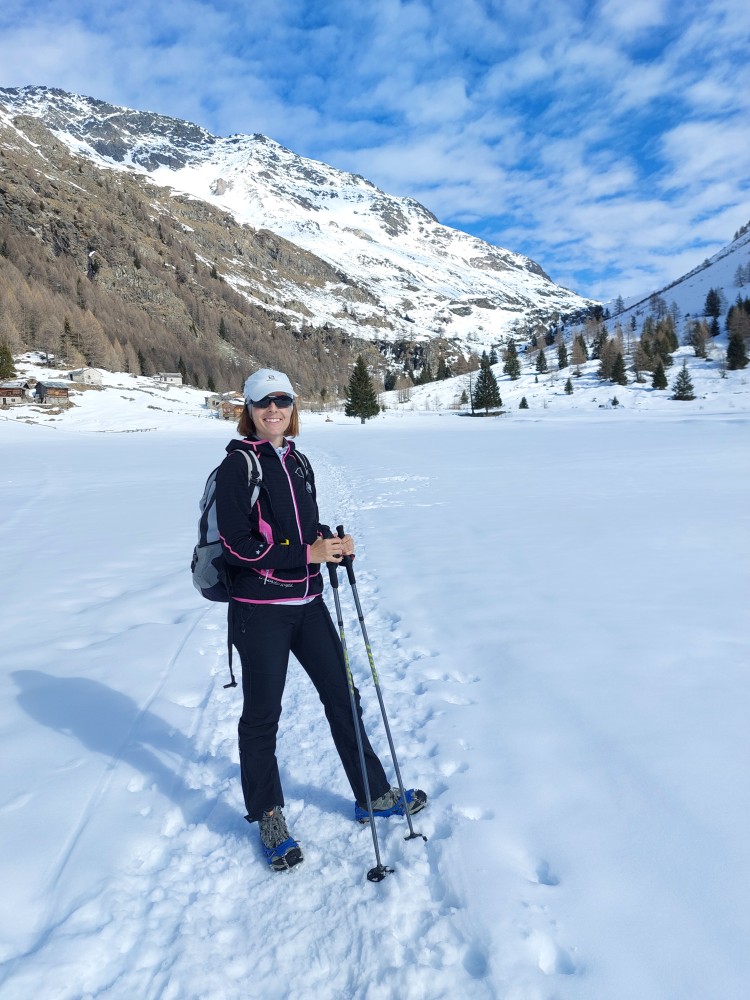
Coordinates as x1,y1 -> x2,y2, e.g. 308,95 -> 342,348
309,534 -> 355,564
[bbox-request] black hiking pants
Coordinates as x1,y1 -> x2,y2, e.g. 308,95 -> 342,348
232,597 -> 390,822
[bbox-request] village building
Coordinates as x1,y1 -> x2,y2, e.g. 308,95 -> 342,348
35,381 -> 71,405
154,372 -> 183,386
0,379 -> 31,406
205,391 -> 245,421
67,368 -> 103,386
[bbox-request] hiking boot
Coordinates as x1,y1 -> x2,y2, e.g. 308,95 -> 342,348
354,787 -> 428,823
259,807 -> 303,871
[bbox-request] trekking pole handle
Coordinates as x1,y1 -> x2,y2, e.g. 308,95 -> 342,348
336,525 -> 357,585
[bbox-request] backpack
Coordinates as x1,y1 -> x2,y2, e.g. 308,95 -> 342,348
191,449 -> 262,602
190,446 -> 313,688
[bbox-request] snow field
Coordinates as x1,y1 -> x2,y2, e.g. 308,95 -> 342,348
1,400 -> 748,1000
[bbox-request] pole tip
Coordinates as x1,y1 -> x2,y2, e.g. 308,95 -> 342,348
367,865 -> 395,883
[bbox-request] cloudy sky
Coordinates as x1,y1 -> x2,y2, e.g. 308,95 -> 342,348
1,0 -> 749,301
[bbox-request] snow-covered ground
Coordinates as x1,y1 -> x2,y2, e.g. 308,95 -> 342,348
1,373 -> 749,1000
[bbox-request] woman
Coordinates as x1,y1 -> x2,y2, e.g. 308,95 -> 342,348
215,368 -> 426,871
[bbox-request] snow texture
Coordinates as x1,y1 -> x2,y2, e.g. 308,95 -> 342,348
1,366 -> 748,1000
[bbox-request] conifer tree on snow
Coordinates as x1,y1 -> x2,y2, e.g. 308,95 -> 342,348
671,361 -> 695,400
535,349 -> 548,374
519,396 -> 529,409
571,333 -> 588,373
473,354 -> 502,412
558,342 -> 568,369
726,329 -> 749,370
652,360 -> 668,390
503,339 -> 521,380
704,288 -> 722,319
564,378 -> 573,394
345,355 -> 380,423
0,341 -> 16,380
611,352 -> 628,385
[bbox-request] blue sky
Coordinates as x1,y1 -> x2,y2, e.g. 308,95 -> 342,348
1,0 -> 749,301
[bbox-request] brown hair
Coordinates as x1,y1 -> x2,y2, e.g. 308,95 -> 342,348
237,402 -> 299,438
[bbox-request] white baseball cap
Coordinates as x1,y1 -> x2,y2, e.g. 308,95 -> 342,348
243,368 -> 296,404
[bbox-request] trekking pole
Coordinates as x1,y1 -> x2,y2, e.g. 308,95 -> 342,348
336,526 -> 426,842
327,557 -> 393,883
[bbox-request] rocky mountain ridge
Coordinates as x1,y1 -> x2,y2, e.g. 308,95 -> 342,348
0,86 -> 594,354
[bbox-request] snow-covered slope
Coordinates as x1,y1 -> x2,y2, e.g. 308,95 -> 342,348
609,225 -> 750,328
0,86 -> 594,348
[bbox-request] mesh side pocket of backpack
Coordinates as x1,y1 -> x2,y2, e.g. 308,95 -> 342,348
191,451 -> 261,602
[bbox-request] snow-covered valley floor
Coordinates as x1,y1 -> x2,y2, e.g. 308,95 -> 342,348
1,397 -> 748,999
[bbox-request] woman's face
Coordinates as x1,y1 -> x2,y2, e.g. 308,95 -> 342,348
251,394 -> 293,444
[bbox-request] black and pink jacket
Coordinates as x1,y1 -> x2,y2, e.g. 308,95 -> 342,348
214,437 -> 327,603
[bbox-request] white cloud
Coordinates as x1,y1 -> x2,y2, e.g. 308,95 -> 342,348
599,0 -> 668,33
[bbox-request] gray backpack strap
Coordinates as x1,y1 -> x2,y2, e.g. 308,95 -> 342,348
240,448 -> 263,506
224,448 -> 263,689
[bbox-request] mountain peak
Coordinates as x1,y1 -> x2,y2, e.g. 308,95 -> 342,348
0,85 -> 594,349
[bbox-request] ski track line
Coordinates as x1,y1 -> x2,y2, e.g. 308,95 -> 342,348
46,605 -> 216,895
310,446 -> 582,995
0,472 -> 56,536
0,604 -> 220,994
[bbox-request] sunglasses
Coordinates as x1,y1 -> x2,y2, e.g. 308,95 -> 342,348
251,394 -> 294,409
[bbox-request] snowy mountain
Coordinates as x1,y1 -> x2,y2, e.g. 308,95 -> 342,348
0,86 -> 594,351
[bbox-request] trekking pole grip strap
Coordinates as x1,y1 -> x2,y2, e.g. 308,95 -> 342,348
336,524 -> 357,585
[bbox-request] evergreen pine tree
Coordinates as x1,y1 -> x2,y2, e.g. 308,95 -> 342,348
535,349 -> 548,374
519,396 -> 529,409
345,355 -> 380,423
671,361 -> 695,400
652,360 -> 668,389
558,342 -> 568,369
611,352 -> 628,385
489,347 -> 499,365
564,378 -> 573,394
503,340 -> 521,379
0,341 -> 16,380
727,330 -> 749,370
472,355 -> 502,412
591,327 -> 608,359
704,288 -> 721,319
